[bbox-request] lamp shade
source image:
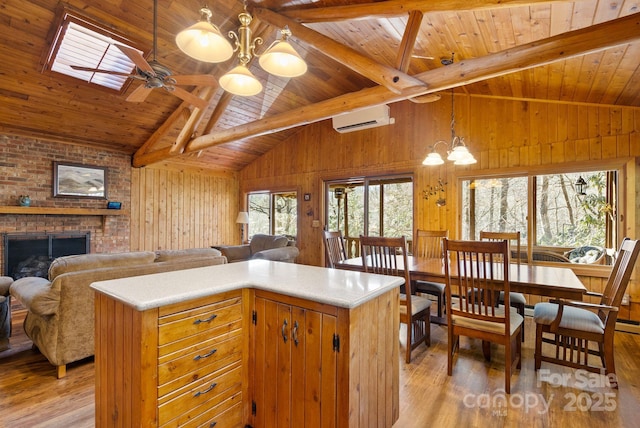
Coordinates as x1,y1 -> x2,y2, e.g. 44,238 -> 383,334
236,211 -> 249,224
422,152 -> 445,166
176,21 -> 234,63
219,64 -> 263,96
446,145 -> 471,162
259,41 -> 307,77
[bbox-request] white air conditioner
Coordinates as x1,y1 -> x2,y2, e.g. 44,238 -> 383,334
332,105 -> 395,133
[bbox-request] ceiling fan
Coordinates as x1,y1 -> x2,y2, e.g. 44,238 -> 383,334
71,0 -> 215,109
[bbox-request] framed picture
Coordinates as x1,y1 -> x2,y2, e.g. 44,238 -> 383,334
53,162 -> 107,199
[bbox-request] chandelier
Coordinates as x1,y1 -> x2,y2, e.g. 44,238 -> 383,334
176,3 -> 307,97
422,55 -> 476,166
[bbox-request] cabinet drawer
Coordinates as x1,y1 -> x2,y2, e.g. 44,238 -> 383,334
158,331 -> 242,387
159,297 -> 242,346
159,362 -> 242,426
160,392 -> 243,428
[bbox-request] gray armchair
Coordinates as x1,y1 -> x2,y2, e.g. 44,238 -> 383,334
217,234 -> 299,263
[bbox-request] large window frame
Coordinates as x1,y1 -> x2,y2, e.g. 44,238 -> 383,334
247,190 -> 298,241
458,159 -> 631,269
324,174 -> 414,257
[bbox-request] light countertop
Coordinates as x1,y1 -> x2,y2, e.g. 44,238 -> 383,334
90,260 -> 404,311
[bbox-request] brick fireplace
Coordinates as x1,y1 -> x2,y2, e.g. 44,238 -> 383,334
0,135 -> 132,275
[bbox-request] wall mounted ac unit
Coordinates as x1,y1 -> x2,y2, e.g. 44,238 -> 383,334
332,105 -> 395,133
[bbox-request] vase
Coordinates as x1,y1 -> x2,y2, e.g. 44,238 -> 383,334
18,195 -> 31,207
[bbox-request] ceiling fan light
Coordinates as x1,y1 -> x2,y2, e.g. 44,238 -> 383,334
422,152 -> 445,166
176,21 -> 233,63
259,40 -> 307,77
219,64 -> 263,96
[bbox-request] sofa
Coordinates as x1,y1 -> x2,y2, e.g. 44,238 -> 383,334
216,234 -> 299,263
9,248 -> 227,378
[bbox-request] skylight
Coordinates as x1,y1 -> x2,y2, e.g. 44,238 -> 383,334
44,10 -> 143,91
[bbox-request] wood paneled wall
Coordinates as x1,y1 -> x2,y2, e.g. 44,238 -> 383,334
240,96 -> 640,321
130,165 -> 239,251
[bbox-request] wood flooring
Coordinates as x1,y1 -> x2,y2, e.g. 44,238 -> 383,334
2,304 -> 640,427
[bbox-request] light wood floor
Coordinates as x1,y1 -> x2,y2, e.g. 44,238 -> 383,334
2,305 -> 640,427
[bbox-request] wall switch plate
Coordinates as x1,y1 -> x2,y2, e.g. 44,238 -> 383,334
622,294 -> 630,305
312,220 -> 320,228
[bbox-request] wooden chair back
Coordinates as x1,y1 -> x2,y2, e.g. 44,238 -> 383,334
323,230 -> 348,268
480,231 -> 521,265
444,238 -> 512,326
599,238 -> 640,325
414,229 -> 448,258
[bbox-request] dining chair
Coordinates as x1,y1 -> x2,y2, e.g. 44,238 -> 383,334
480,231 -> 526,341
360,235 -> 431,363
533,238 -> 640,387
443,238 -> 523,394
413,229 -> 449,323
323,230 -> 348,268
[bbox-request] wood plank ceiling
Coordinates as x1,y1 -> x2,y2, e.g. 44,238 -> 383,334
1,0 -> 639,172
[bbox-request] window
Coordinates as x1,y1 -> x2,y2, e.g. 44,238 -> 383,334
43,8 -> 142,91
247,191 -> 297,240
326,175 -> 413,256
461,169 -> 618,265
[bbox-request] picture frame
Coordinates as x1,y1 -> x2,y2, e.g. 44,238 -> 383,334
53,162 -> 107,199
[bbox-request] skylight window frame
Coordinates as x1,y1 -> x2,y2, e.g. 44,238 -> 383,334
41,6 -> 147,95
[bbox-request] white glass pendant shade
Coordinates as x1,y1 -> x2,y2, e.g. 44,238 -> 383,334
176,21 -> 233,63
219,64 -> 263,96
259,41 -> 307,77
446,144 -> 471,162
453,154 -> 477,165
422,152 -> 445,166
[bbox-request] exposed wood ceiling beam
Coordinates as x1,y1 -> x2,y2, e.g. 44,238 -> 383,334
254,8 -> 427,95
133,12 -> 640,166
282,0 -> 572,23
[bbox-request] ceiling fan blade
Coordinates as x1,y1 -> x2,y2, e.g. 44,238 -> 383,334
70,65 -> 133,77
168,86 -> 209,110
172,74 -> 218,87
126,84 -> 153,103
114,45 -> 155,75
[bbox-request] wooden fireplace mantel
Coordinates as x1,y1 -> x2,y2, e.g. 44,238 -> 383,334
0,206 -> 125,216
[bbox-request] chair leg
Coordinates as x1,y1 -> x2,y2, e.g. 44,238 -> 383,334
405,321 -> 412,364
515,302 -> 525,342
436,292 -> 443,318
534,324 -> 544,370
424,315 -> 431,347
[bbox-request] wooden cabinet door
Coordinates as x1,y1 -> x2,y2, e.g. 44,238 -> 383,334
253,296 -> 337,428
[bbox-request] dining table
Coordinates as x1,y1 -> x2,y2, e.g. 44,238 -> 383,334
336,255 -> 587,325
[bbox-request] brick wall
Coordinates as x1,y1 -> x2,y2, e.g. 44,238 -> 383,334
0,134 -> 132,274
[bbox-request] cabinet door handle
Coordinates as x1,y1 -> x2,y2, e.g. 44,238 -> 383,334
292,320 -> 299,346
193,313 -> 217,325
194,382 -> 217,397
282,319 -> 288,343
193,349 -> 217,361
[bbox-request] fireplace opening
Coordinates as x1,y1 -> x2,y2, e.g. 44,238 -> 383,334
3,232 -> 90,279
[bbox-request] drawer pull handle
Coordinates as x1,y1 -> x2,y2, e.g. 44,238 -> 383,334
282,319 -> 288,343
292,320 -> 299,346
194,382 -> 217,398
193,349 -> 217,361
193,314 -> 217,325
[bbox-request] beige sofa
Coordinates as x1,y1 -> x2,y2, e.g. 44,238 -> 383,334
9,248 -> 227,378
217,234 -> 299,263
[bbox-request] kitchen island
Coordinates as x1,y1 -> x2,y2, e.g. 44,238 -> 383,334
91,260 -> 402,427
